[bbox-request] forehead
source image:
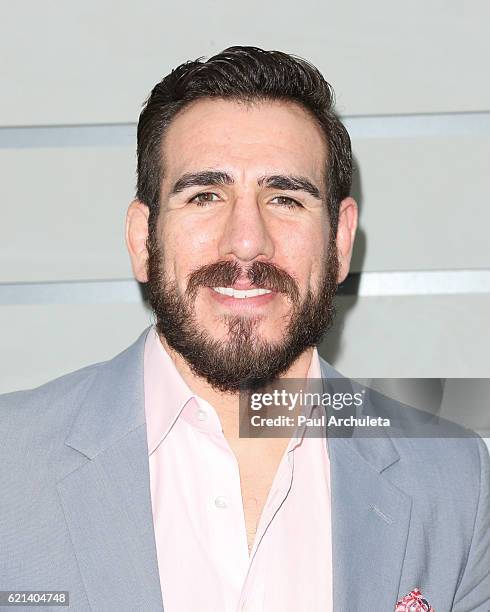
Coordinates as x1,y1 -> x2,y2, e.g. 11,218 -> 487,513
161,97 -> 328,186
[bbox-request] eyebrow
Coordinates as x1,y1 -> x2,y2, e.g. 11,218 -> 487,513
258,174 -> 322,200
169,170 -> 322,200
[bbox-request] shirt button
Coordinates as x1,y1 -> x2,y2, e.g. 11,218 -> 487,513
197,408 -> 207,421
214,496 -> 228,509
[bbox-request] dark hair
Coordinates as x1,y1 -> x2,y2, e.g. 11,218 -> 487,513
137,45 -> 352,235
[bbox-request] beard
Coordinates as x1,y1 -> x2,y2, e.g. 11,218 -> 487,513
146,230 -> 340,393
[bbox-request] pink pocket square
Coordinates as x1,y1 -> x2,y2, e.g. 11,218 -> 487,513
395,587 -> 435,611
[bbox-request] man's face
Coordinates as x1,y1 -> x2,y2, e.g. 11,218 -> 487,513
136,98 -> 348,392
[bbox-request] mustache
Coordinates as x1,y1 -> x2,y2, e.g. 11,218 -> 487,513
186,260 -> 300,303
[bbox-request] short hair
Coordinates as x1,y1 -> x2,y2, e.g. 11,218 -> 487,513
137,45 -> 352,235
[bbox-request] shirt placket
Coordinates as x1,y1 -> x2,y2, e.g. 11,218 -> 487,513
187,397 -> 250,611
236,440 -> 298,612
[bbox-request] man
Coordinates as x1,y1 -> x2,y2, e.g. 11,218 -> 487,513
0,46 -> 489,612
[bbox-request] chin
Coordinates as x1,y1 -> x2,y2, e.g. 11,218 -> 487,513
203,319 -> 278,343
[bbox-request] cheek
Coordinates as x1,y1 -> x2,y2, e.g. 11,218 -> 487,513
277,223 -> 328,287
161,213 -> 219,289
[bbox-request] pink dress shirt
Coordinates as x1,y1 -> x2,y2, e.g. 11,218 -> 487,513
144,326 -> 332,612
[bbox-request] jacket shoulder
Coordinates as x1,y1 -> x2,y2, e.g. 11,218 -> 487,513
0,360 -> 106,476
0,360 -> 104,414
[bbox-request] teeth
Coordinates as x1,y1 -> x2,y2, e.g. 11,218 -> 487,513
212,287 -> 272,299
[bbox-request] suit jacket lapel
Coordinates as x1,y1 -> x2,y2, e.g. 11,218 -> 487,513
319,359 -> 413,611
56,328 -> 164,611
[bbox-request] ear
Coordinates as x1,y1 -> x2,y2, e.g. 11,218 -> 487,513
125,199 -> 150,283
335,196 -> 358,284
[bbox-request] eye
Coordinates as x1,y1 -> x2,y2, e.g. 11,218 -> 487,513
270,195 -> 303,209
189,192 -> 220,206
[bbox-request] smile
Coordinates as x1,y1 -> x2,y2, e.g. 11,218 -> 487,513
212,287 -> 272,299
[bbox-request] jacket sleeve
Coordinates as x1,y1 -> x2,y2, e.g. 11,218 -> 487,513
452,438 -> 490,611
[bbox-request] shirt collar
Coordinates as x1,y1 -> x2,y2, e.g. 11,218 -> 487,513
306,344 -> 322,379
144,326 -> 197,455
144,325 -> 322,455
289,346 -> 323,449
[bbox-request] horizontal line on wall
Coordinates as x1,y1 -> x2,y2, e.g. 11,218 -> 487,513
337,269 -> 490,297
0,123 -> 136,148
0,270 -> 489,305
0,111 -> 489,148
343,111 -> 490,139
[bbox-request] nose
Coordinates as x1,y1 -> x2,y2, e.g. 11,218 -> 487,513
217,193 -> 275,263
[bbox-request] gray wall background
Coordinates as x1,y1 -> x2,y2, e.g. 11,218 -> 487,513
0,1 -> 489,441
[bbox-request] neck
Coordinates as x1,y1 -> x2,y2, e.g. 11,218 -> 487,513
158,333 -> 315,441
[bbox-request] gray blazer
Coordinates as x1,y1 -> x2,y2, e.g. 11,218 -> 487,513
1,327 -> 489,611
